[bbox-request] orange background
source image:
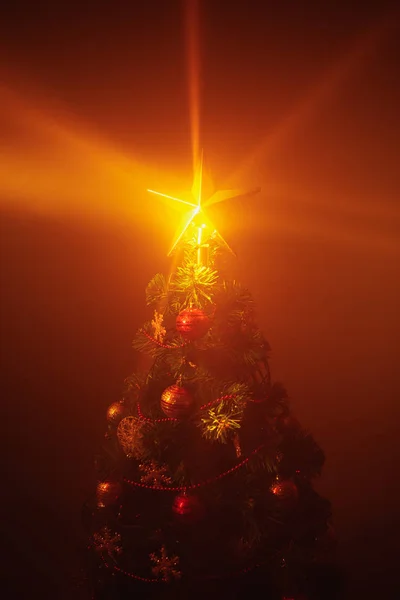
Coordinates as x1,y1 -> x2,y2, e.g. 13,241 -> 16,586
1,1 -> 399,597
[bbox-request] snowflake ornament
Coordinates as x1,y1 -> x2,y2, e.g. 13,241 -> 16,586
150,545 -> 181,582
139,460 -> 172,486
151,310 -> 166,342
92,527 -> 122,559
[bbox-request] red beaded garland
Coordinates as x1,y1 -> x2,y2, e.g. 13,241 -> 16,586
124,445 -> 263,491
176,308 -> 210,341
160,384 -> 194,418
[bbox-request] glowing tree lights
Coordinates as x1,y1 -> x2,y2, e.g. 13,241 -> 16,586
85,159 -> 338,599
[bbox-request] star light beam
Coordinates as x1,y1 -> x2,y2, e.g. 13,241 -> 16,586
147,152 -> 261,259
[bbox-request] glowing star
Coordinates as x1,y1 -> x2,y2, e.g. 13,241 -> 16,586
147,151 -> 260,258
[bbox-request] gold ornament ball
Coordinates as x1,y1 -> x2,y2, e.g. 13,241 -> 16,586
96,480 -> 122,508
106,401 -> 126,427
176,308 -> 210,341
117,416 -> 144,458
160,384 -> 194,418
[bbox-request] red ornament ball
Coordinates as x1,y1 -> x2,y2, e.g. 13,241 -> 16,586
106,401 -> 127,427
160,384 -> 194,418
271,478 -> 299,505
176,308 -> 210,341
96,480 -> 122,508
172,493 -> 204,522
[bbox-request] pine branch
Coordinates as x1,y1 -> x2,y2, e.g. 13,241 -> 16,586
171,260 -> 218,308
198,382 -> 251,443
165,294 -> 185,316
261,381 -> 290,417
222,326 -> 268,370
132,329 -> 166,358
124,371 -> 146,394
132,321 -> 185,359
213,280 -> 255,326
278,430 -> 326,479
146,273 -> 168,306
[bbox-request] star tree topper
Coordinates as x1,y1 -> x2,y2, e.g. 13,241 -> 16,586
148,151 -> 260,257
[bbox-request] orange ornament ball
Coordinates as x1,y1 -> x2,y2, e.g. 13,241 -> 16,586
176,308 -> 210,341
106,401 -> 127,427
160,384 -> 194,418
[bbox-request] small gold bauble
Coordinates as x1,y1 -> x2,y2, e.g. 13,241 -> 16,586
106,401 -> 126,427
96,480 -> 122,508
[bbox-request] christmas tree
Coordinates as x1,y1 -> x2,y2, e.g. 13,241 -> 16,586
84,159 -> 338,599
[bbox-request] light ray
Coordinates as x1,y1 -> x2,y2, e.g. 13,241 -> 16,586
214,230 -> 237,257
191,148 -> 203,206
231,10 -> 397,183
147,189 -> 197,208
148,152 -> 259,257
0,84 -> 155,223
168,206 -> 200,256
184,0 -> 201,172
203,187 -> 261,208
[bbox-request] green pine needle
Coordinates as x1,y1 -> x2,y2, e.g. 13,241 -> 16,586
200,383 -> 250,443
171,261 -> 218,308
201,403 -> 242,443
146,273 -> 168,306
